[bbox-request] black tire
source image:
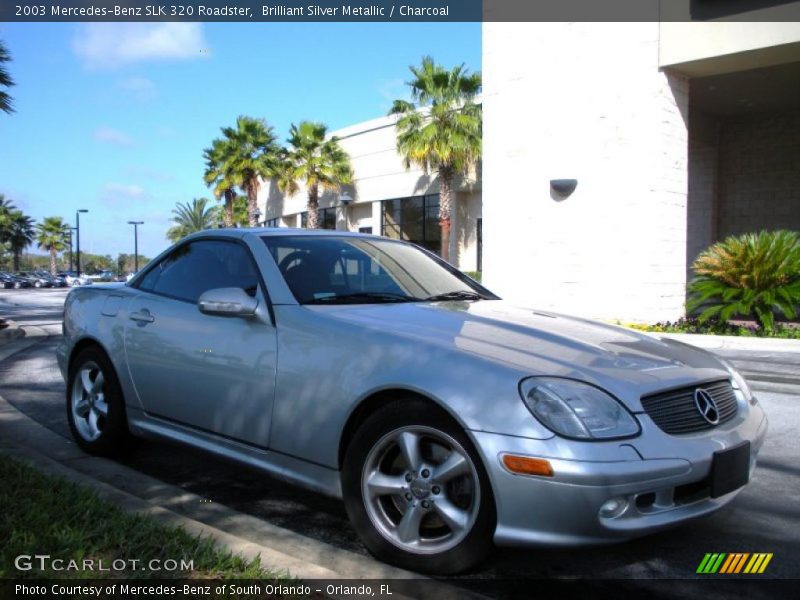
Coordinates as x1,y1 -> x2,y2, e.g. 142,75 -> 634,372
342,398 -> 495,575
66,347 -> 130,456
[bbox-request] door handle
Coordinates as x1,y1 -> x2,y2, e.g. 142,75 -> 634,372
129,310 -> 155,324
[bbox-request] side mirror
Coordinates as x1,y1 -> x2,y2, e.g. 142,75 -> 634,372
198,287 -> 258,318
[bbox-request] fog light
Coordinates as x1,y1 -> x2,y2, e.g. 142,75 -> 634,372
599,497 -> 628,519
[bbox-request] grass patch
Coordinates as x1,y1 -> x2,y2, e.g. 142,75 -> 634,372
623,318 -> 800,339
0,452 -> 283,579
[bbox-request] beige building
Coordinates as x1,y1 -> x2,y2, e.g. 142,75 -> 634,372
483,21 -> 800,322
258,114 -> 483,272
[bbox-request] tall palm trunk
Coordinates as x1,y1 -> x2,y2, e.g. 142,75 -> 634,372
223,188 -> 235,227
306,184 -> 320,229
12,250 -> 20,271
438,167 -> 455,263
246,178 -> 259,227
49,246 -> 57,275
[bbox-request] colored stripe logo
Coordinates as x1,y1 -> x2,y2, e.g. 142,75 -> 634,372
697,553 -> 773,574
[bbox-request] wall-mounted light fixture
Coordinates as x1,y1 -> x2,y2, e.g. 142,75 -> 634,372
550,179 -> 578,201
338,192 -> 353,206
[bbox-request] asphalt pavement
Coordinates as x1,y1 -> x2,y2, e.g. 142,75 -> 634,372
1,288 -> 798,591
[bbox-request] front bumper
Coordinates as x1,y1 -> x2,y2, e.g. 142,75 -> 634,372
473,398 -> 768,547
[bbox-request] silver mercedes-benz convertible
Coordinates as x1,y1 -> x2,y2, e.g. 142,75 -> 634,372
57,229 -> 767,574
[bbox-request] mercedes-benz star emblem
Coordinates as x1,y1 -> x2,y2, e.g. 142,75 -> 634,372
694,388 -> 720,425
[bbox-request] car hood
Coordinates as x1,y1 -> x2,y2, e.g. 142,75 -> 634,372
313,300 -> 730,412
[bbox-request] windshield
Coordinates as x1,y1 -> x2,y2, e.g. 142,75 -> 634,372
262,235 -> 496,305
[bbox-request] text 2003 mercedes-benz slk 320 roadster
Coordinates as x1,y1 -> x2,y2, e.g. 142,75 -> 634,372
58,229 -> 767,574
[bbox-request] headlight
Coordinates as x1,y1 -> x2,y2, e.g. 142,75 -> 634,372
718,358 -> 755,404
519,377 -> 640,440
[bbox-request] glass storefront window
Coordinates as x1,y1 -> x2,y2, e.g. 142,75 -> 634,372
301,207 -> 337,230
381,195 -> 440,255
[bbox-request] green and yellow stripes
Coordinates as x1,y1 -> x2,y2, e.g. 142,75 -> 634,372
697,553 -> 773,574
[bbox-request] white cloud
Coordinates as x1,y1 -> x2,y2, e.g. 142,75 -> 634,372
119,76 -> 158,101
123,166 -> 173,183
376,78 -> 410,112
72,23 -> 210,69
100,183 -> 149,206
155,126 -> 176,138
93,126 -> 132,145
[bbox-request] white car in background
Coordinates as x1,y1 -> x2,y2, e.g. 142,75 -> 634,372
58,271 -> 93,287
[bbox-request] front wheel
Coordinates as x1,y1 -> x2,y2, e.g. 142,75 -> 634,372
342,399 -> 495,574
66,347 -> 130,456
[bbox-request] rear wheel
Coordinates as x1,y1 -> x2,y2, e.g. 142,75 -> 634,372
66,347 -> 130,456
342,399 -> 495,574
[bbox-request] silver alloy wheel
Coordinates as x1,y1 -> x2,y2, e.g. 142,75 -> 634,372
362,425 -> 481,555
70,361 -> 108,442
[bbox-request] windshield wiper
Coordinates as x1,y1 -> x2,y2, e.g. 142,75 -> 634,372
424,290 -> 484,302
303,292 -> 422,305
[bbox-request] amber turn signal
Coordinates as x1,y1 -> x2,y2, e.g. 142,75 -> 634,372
502,454 -> 554,477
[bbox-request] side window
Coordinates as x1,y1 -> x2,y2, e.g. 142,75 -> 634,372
138,240 -> 260,303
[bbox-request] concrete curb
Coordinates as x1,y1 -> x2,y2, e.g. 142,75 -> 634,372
0,324 -> 48,363
0,319 -> 25,346
0,334 -> 483,597
643,331 -> 800,353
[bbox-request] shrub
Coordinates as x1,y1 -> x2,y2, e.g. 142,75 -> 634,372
462,270 -> 482,282
687,230 -> 800,331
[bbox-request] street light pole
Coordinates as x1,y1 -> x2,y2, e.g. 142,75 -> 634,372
68,228 -> 76,272
127,221 -> 144,273
75,210 -> 88,277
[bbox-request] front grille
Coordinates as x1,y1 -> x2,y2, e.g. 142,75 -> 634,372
641,380 -> 738,435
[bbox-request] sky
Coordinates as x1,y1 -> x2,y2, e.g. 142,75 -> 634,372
0,22 -> 481,259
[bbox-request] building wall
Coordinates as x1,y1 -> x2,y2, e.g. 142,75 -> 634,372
717,110 -> 800,237
686,110 -> 719,276
482,22 -> 689,322
660,22 -> 800,76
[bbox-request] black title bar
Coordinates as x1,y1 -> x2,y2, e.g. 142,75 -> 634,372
4,0 -> 800,22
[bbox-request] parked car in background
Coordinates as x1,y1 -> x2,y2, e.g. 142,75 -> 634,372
0,272 -> 32,289
87,270 -> 116,283
58,229 -> 767,575
16,271 -> 53,288
34,270 -> 67,287
58,271 -> 93,287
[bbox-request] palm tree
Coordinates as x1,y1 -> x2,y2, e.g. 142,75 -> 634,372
389,56 -> 482,262
279,121 -> 353,229
205,116 -> 281,227
7,210 -> 34,271
202,137 -> 238,227
0,193 -> 14,211
211,194 -> 248,228
0,40 -> 14,114
166,198 -> 215,242
0,194 -> 15,238
35,216 -> 70,275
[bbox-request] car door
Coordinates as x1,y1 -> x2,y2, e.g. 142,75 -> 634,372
123,239 -> 277,448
